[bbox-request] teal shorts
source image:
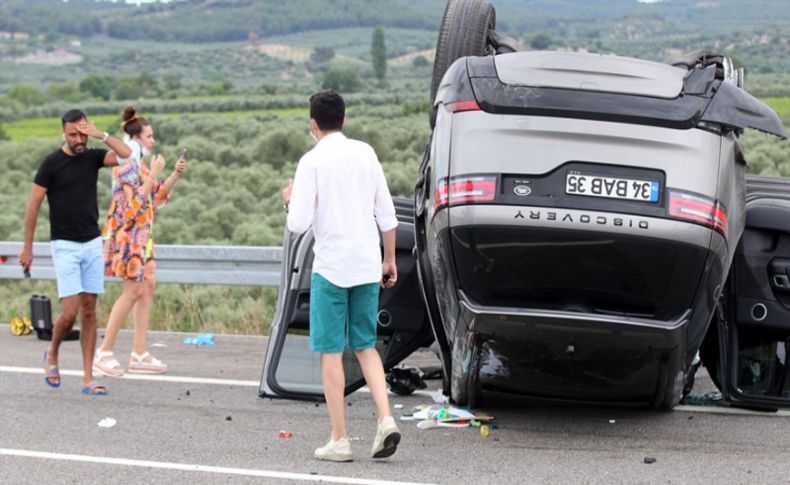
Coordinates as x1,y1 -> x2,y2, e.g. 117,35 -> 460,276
309,273 -> 380,353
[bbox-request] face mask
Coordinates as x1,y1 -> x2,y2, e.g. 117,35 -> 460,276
309,130 -> 318,143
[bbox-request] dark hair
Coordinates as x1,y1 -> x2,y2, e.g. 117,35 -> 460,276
121,106 -> 149,138
61,109 -> 86,127
309,90 -> 345,131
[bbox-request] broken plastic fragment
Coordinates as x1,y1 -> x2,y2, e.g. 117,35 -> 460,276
278,430 -> 293,438
98,417 -> 116,428
183,333 -> 215,346
417,419 -> 469,429
431,389 -> 449,404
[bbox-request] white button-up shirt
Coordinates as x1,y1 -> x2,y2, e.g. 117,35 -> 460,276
287,132 -> 398,288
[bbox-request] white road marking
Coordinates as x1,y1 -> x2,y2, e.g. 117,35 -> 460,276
0,448 -> 437,485
1,365 -> 259,387
0,365 -> 436,398
3,366 -> 784,415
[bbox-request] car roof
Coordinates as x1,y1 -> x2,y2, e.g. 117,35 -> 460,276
494,51 -> 686,99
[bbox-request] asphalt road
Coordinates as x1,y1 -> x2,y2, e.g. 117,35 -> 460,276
1,326 -> 788,485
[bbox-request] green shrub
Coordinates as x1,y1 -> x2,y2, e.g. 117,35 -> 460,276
7,85 -> 47,107
321,68 -> 362,93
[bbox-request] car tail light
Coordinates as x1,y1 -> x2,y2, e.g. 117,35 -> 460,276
434,175 -> 497,209
669,190 -> 728,237
445,99 -> 480,113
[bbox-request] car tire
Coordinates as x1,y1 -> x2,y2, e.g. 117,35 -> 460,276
467,342 -> 484,409
429,0 -> 497,127
449,336 -> 470,405
699,301 -> 724,391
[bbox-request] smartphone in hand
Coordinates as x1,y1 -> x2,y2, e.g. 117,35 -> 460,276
179,148 -> 188,160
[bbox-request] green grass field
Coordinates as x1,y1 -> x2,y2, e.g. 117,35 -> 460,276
3,107 -> 308,143
763,97 -> 790,119
6,97 -> 785,144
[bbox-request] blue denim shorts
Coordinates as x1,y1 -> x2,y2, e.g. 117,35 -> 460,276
309,273 -> 379,353
50,237 -> 105,298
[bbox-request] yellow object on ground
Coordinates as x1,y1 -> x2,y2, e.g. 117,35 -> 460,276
10,316 -> 32,336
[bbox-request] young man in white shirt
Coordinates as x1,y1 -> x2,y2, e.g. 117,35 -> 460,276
282,90 -> 401,462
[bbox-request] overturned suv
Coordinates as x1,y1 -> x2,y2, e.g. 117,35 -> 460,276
261,0 -> 790,410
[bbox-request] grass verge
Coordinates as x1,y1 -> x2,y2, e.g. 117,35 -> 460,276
2,280 -> 277,335
4,107 -> 307,143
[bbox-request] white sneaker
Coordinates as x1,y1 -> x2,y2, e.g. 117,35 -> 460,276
371,416 -> 401,459
314,436 -> 353,462
128,351 -> 167,374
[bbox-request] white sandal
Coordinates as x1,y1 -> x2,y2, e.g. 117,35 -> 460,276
93,349 -> 124,377
128,351 -> 167,374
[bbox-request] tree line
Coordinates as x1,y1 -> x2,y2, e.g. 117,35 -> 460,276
0,0 -> 442,43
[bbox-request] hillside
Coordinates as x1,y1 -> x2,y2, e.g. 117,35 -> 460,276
2,0 -> 790,97
1,0 -> 789,333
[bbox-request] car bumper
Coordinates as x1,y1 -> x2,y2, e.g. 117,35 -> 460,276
453,291 -> 692,405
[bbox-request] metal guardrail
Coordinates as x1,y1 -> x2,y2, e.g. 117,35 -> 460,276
0,241 -> 283,286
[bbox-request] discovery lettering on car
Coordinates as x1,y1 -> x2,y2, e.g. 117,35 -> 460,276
513,208 -> 650,230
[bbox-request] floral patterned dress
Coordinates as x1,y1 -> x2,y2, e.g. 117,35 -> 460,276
102,158 -> 170,281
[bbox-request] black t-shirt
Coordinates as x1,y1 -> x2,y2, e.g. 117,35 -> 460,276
34,148 -> 108,242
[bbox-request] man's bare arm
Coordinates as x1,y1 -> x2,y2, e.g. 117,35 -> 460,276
75,120 -> 132,165
18,183 -> 47,272
381,228 -> 397,288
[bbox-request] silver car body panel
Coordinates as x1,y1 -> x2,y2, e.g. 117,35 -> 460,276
448,112 -> 723,199
447,205 -> 714,249
459,290 -> 691,331
495,51 -> 686,99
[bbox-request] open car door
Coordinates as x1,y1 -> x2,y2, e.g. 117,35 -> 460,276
259,197 -> 434,400
704,176 -> 790,409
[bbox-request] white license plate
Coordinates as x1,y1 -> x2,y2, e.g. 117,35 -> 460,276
566,173 -> 660,202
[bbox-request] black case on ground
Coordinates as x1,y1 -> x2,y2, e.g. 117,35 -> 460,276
30,294 -> 79,341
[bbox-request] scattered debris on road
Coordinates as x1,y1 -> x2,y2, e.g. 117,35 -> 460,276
430,389 -> 448,404
183,333 -> 215,346
409,404 -> 495,430
98,417 -> 116,428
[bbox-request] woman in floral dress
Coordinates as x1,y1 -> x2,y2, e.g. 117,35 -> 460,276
93,106 -> 186,376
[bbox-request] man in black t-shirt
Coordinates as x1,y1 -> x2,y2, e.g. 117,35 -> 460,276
19,109 -> 132,396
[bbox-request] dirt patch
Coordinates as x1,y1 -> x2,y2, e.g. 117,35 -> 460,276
13,49 -> 82,65
255,43 -> 312,63
389,48 -> 435,67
